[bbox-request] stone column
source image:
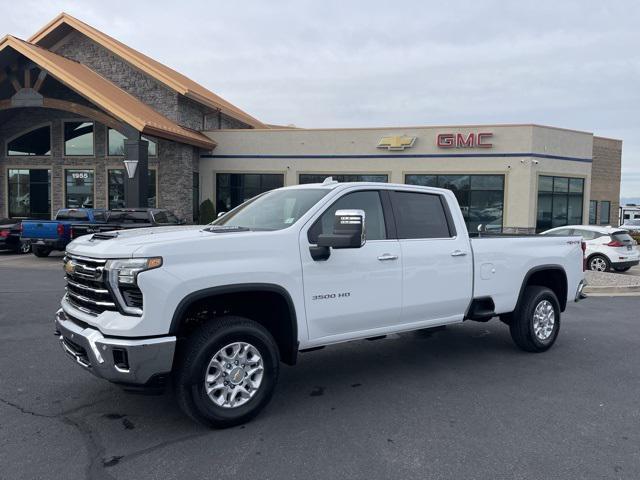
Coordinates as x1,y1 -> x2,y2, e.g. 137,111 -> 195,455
123,132 -> 149,208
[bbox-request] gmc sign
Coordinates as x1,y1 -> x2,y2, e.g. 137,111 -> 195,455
437,132 -> 493,149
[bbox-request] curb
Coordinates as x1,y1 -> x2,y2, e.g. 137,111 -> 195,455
583,285 -> 640,296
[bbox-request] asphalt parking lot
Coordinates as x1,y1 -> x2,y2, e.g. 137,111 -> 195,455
1,252 -> 640,480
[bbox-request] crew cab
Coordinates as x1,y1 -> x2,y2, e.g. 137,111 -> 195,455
21,208 -> 106,257
55,181 -> 586,427
70,208 -> 182,239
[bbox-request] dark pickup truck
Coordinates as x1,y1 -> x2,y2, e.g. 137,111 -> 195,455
21,209 -> 107,257
70,208 -> 182,239
0,219 -> 32,254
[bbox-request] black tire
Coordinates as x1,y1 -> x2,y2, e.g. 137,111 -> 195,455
174,316 -> 280,428
509,286 -> 560,353
587,254 -> 610,272
32,245 -> 51,257
19,241 -> 31,254
613,266 -> 631,272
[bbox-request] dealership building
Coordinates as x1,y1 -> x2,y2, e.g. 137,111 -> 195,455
0,13 -> 622,232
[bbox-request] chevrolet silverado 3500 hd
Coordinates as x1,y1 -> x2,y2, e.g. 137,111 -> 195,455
55,180 -> 586,427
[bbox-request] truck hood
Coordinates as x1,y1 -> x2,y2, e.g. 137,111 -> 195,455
65,225 -> 269,258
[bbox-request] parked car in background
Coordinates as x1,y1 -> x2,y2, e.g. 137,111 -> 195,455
620,219 -> 640,234
21,209 -> 107,257
70,208 -> 183,239
0,219 -> 31,254
541,225 -> 639,272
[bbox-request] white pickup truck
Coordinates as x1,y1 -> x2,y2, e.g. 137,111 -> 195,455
56,180 -> 586,427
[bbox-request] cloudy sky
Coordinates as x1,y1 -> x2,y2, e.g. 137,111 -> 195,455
2,0 -> 639,200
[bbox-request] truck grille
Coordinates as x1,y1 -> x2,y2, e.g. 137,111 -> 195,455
64,255 -> 117,316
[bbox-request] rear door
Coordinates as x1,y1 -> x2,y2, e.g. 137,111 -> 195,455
300,189 -> 402,342
389,190 -> 473,326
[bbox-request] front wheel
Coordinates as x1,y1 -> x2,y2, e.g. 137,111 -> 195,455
19,241 -> 31,254
32,245 -> 51,257
175,316 -> 280,428
509,286 -> 560,353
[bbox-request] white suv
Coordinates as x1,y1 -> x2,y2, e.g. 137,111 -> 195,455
542,225 -> 639,272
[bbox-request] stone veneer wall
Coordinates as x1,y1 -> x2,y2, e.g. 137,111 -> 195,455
591,136 -> 622,226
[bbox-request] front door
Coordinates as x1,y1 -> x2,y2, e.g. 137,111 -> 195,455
299,189 -> 402,342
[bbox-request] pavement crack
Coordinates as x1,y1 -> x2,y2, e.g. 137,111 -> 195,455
0,396 -> 56,418
61,415 -> 115,480
114,431 -> 211,466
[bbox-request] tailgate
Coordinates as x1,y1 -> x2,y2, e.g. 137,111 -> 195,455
71,223 -> 121,239
21,221 -> 60,240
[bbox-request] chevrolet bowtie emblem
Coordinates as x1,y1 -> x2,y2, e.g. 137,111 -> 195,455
377,135 -> 416,151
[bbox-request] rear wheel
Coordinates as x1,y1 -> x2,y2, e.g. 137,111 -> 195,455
175,316 -> 279,428
32,245 -> 51,257
588,254 -> 610,272
509,286 -> 560,353
613,266 -> 631,272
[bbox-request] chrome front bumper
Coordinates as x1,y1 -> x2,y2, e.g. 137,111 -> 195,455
54,309 -> 176,385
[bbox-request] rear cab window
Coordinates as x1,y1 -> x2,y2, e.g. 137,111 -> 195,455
389,191 -> 455,239
56,210 -> 89,221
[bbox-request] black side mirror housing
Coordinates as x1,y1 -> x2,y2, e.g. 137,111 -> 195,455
316,209 -> 366,250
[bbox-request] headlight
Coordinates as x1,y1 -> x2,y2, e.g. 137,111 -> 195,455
105,257 -> 162,286
105,257 -> 162,315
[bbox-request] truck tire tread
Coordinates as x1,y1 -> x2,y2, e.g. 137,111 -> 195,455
174,315 -> 280,428
509,286 -> 560,353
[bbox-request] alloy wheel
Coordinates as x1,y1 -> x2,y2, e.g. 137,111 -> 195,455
533,300 -> 555,341
204,342 -> 264,409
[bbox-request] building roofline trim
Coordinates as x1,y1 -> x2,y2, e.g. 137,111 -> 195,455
0,35 -> 216,149
210,123 -> 595,135
28,12 -> 266,129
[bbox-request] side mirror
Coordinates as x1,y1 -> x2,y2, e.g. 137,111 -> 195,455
317,209 -> 366,249
217,212 -> 226,218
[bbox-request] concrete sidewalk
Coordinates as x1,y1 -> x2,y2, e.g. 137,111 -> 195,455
584,270 -> 640,296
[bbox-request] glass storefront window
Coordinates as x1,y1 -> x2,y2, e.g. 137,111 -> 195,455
64,122 -> 94,156
299,174 -> 388,184
536,176 -> 584,231
405,174 -> 504,231
216,173 -> 285,212
108,169 -> 157,209
7,169 -> 51,219
600,201 -> 611,225
107,128 -> 157,156
589,200 -> 597,224
7,126 -> 51,156
65,170 -> 94,208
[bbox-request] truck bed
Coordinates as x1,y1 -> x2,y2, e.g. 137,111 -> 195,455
470,235 -> 583,314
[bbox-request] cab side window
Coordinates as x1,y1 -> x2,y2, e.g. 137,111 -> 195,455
308,190 -> 387,243
390,191 -> 453,239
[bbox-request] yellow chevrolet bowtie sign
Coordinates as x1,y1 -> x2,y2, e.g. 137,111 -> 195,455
377,135 -> 416,151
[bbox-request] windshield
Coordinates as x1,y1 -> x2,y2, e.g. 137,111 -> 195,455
212,188 -> 329,231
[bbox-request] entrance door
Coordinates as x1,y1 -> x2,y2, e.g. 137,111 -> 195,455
300,189 -> 402,342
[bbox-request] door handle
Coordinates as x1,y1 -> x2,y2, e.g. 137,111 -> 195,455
377,253 -> 398,261
451,250 -> 467,257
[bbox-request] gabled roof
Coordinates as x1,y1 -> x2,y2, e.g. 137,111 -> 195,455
0,35 -> 216,149
29,13 -> 266,129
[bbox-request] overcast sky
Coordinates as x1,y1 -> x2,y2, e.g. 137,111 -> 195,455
2,0 -> 639,200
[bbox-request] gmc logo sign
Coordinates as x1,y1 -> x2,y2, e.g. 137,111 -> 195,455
437,132 -> 493,149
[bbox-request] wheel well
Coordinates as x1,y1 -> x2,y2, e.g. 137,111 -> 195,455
172,287 -> 298,365
521,267 -> 568,311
